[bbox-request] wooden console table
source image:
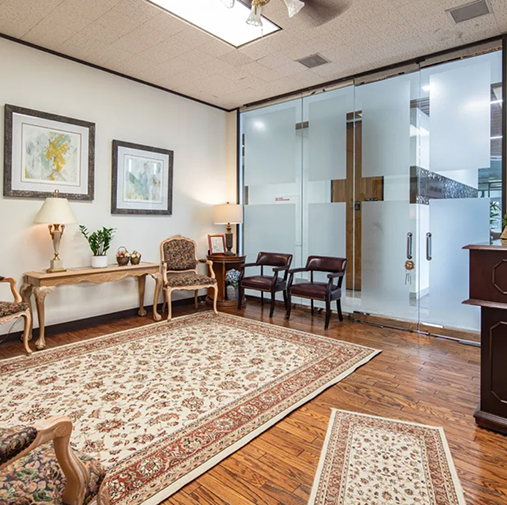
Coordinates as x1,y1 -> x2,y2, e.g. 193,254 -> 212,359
22,263 -> 162,351
464,242 -> 507,434
206,255 -> 246,308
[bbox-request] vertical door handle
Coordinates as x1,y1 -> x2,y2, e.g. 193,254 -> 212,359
406,232 -> 413,260
426,232 -> 432,261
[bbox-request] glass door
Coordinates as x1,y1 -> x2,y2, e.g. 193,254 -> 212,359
352,71 -> 422,326
418,51 -> 502,335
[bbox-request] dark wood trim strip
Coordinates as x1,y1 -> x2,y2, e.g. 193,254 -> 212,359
502,34 -> 506,218
242,35 -> 502,110
0,32 -> 229,113
0,296 -> 204,346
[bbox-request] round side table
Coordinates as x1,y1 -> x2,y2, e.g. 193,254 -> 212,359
206,254 -> 246,308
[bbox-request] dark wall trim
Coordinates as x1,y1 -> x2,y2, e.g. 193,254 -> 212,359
0,32 -> 229,113
0,296 -> 203,347
243,34 -> 503,110
235,108 -> 243,253
503,34 -> 507,218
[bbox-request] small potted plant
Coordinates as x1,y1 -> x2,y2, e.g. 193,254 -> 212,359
116,247 -> 130,266
79,225 -> 115,268
225,269 -> 240,300
130,250 -> 142,265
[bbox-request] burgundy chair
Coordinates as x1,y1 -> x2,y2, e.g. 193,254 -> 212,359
286,256 -> 347,330
237,252 -> 293,317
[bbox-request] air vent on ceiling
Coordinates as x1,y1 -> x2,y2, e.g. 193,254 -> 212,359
297,54 -> 329,69
447,0 -> 490,24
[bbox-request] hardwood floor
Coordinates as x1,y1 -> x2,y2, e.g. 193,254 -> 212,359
1,300 -> 506,504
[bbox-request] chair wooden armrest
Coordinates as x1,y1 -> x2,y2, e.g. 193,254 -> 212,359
0,416 -> 90,505
288,267 -> 308,274
198,259 -> 215,279
0,276 -> 22,303
327,272 -> 344,279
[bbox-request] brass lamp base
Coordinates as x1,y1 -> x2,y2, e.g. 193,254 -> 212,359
47,259 -> 66,273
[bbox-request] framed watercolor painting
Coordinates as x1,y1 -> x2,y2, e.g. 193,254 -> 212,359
208,234 -> 226,255
3,104 -> 95,200
112,140 -> 174,215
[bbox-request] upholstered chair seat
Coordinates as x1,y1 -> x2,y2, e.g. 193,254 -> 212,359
0,276 -> 32,355
287,256 -> 348,330
0,301 -> 29,318
0,417 -> 109,505
164,273 -> 216,288
238,252 -> 293,318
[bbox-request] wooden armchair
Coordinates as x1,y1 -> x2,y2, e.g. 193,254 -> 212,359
237,252 -> 293,318
0,275 -> 32,355
0,416 -> 109,504
286,256 -> 347,330
160,235 -> 218,320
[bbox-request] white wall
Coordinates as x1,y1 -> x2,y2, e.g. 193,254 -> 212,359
0,38 -> 237,334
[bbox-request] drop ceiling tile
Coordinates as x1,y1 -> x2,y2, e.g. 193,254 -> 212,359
112,26 -> 170,54
0,0 -> 64,38
219,50 -> 254,67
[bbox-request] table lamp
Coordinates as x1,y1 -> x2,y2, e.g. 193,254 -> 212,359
213,202 -> 243,256
34,190 -> 78,272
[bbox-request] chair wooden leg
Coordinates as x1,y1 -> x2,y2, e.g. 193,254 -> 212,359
286,292 -> 292,320
21,311 -> 32,356
237,285 -> 243,310
162,289 -> 167,315
283,290 -> 288,313
97,483 -> 110,505
337,299 -> 343,321
166,289 -> 173,321
261,292 -> 264,307
311,300 -> 314,316
269,290 -> 275,318
325,297 -> 331,330
194,290 -> 198,309
212,284 -> 218,315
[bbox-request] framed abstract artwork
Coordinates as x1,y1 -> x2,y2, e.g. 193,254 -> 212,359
3,104 -> 95,200
112,140 -> 174,215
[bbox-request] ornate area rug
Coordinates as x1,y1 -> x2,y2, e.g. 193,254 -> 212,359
0,312 -> 379,505
309,410 -> 466,505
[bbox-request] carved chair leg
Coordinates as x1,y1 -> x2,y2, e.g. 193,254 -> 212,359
166,289 -> 173,321
21,311 -> 32,356
194,290 -> 198,309
97,482 -> 110,505
286,292 -> 292,320
269,290 -> 276,318
162,289 -> 167,315
212,283 -> 218,315
337,299 -> 343,321
325,297 -> 331,330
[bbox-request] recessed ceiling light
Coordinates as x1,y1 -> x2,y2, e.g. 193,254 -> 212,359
147,0 -> 281,48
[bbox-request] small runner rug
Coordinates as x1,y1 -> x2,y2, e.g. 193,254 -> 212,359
0,312 -> 379,505
309,410 -> 466,505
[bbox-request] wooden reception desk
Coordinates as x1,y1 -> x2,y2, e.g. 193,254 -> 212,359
464,242 -> 507,434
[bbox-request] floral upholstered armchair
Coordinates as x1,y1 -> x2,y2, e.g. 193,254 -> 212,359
0,416 -> 109,504
0,275 -> 32,355
160,235 -> 218,320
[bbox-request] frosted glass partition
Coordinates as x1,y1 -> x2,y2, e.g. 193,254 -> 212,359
357,76 -> 411,177
243,102 -> 300,186
306,203 -> 347,309
304,88 -> 351,182
429,60 -> 491,176
427,198 -> 490,331
361,201 -> 416,321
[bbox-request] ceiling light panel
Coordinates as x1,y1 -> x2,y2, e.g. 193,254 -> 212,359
147,0 -> 280,48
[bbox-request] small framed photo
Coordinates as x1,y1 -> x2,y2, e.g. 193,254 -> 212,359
4,104 -> 95,200
112,140 -> 173,215
208,234 -> 226,255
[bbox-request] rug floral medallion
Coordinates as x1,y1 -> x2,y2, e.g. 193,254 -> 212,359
0,312 -> 379,504
309,410 -> 466,505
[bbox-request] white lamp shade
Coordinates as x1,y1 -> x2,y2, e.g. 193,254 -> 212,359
213,203 -> 243,224
34,197 -> 78,225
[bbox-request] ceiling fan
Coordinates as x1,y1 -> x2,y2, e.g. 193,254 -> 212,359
221,0 -> 345,28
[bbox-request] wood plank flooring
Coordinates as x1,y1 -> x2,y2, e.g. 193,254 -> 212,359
1,301 -> 506,504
